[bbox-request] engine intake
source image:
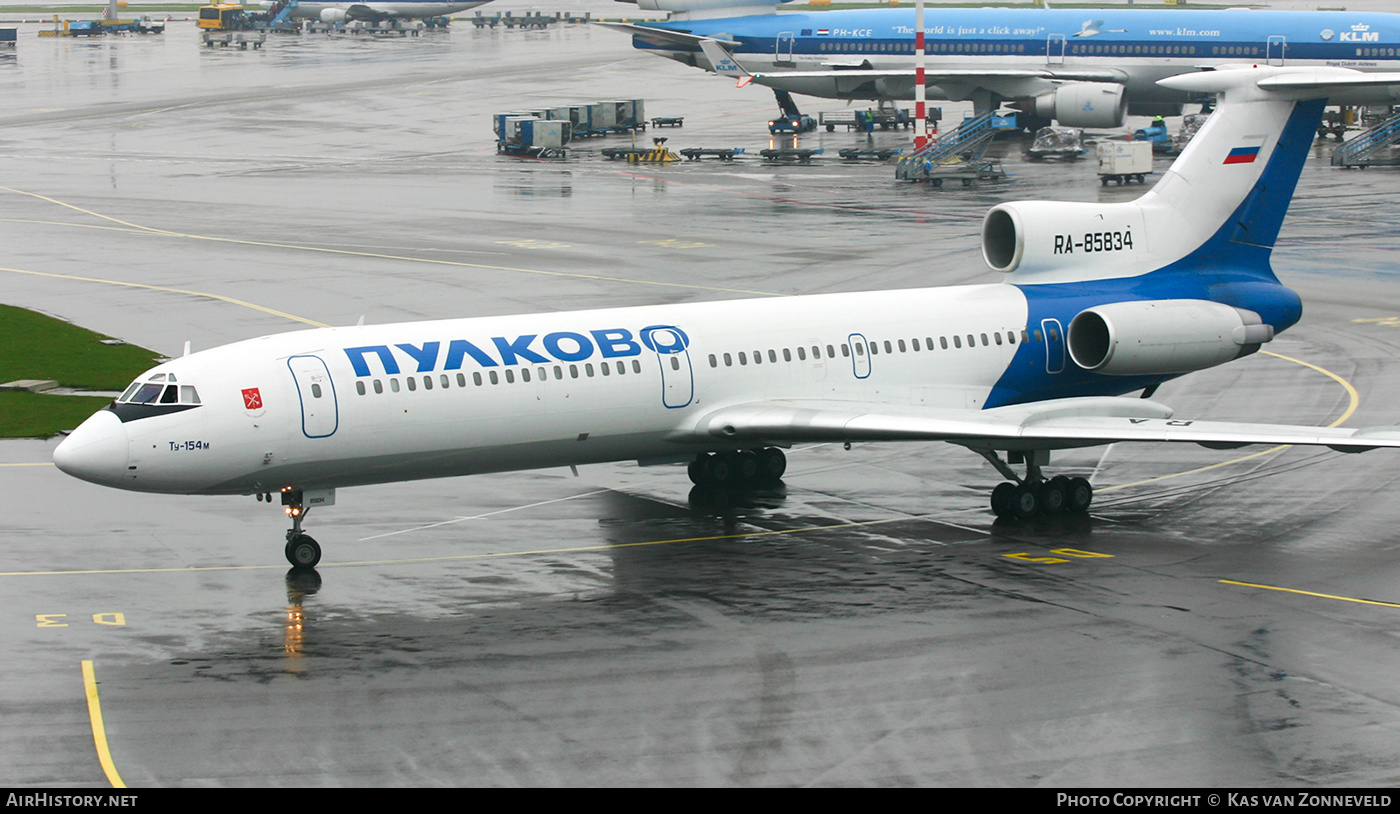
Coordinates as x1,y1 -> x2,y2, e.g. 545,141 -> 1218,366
1033,82 -> 1127,129
1067,300 -> 1274,376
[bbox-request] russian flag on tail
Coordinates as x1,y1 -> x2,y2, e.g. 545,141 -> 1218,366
1222,132 -> 1267,165
1224,145 -> 1261,164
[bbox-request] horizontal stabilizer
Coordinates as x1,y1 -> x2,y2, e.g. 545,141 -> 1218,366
698,37 -> 750,81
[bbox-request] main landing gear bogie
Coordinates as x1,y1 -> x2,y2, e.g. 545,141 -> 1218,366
688,447 -> 787,489
989,475 -> 1092,519
979,449 -> 1094,520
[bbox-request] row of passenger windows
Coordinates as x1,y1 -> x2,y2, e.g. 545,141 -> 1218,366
348,326 -> 1055,393
816,42 -> 1029,54
1072,44 -> 1201,56
806,42 -> 1394,59
706,329 -> 1038,369
810,42 -> 1208,56
352,358 -> 665,396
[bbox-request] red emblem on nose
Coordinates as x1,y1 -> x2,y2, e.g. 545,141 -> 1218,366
242,388 -> 263,410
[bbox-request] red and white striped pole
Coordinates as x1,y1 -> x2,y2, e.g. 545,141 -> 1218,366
914,0 -> 927,150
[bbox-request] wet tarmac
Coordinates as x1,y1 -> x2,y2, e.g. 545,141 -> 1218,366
4,16 -> 1400,787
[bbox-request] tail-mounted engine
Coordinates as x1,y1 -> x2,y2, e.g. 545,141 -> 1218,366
982,200 -> 1151,283
1032,83 -> 1127,128
1067,300 -> 1275,376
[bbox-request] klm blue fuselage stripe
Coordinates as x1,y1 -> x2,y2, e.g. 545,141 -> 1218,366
640,9 -> 1400,61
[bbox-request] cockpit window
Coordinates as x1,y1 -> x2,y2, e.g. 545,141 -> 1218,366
118,376 -> 201,406
127,383 -> 165,404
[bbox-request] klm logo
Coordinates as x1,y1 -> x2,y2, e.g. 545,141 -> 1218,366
1342,24 -> 1380,42
344,326 -> 691,376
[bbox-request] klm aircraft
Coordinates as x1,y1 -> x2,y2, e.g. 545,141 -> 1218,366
264,0 -> 491,24
605,3 -> 1400,126
54,66 -> 1400,569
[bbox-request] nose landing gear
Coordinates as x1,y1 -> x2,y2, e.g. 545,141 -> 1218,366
278,488 -> 321,569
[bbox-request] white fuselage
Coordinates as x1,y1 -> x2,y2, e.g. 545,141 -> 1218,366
57,284 -> 1036,496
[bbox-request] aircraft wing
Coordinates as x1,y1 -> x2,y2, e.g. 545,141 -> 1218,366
593,21 -> 740,48
749,67 -> 1126,84
675,396 -> 1400,453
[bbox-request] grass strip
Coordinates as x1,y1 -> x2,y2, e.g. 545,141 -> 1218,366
0,304 -> 162,438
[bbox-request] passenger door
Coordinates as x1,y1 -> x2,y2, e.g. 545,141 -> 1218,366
1041,319 -> 1065,374
642,326 -> 694,409
776,32 -> 796,66
287,355 -> 338,438
848,333 -> 871,379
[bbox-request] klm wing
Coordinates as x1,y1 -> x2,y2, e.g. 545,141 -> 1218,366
675,397 -> 1400,454
690,36 -> 1123,111
739,66 -> 1126,110
748,66 -> 1125,84
594,21 -> 739,48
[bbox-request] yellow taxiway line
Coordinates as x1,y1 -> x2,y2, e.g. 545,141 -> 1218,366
1221,580 -> 1400,609
1099,349 -> 1361,493
81,660 -> 126,788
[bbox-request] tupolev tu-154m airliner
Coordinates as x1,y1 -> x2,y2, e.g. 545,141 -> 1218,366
53,66 -> 1400,569
604,3 -> 1400,127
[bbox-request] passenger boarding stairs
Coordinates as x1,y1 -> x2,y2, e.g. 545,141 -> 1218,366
266,0 -> 298,27
1331,108 -> 1400,167
901,111 -> 1002,179
895,111 -> 1003,185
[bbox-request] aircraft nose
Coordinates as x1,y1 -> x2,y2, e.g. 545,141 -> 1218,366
53,409 -> 129,487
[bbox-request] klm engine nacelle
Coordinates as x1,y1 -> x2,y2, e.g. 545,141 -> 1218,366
1067,300 -> 1275,376
1033,82 -> 1127,128
320,8 -> 350,22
